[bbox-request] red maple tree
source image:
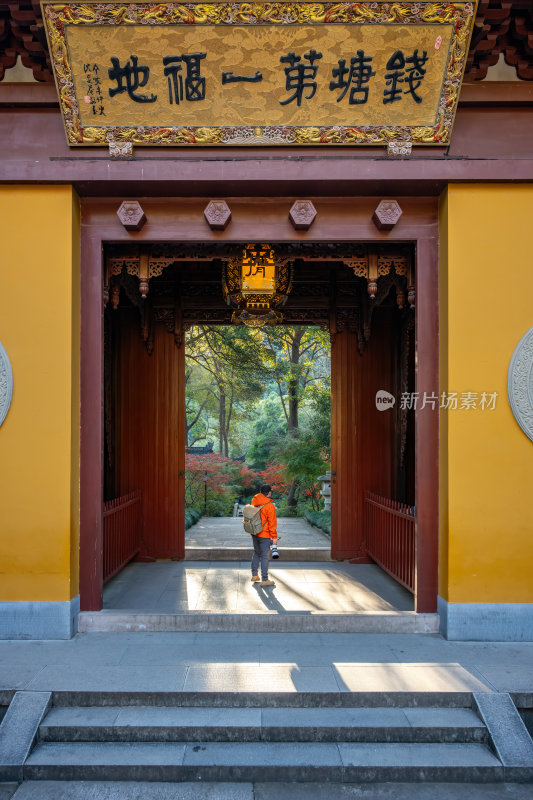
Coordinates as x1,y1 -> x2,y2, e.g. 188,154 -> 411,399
185,452 -> 260,507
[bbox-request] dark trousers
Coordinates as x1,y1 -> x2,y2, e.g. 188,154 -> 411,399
251,535 -> 271,581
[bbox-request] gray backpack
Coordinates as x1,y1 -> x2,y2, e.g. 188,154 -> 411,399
242,503 -> 269,535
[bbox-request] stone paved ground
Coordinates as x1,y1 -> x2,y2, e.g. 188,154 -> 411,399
6,782 -> 533,800
2,631 -> 533,694
185,515 -> 330,549
103,562 -> 413,613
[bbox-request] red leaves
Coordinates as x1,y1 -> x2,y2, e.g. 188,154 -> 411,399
185,452 -> 260,505
259,459 -> 290,494
186,452 -> 238,495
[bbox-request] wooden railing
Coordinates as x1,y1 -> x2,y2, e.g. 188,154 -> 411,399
364,490 -> 416,594
103,491 -> 142,584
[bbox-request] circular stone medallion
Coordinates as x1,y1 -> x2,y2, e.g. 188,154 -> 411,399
0,342 -> 13,427
507,326 -> 533,443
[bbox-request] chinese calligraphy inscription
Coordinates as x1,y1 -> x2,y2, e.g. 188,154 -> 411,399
44,1 -> 477,147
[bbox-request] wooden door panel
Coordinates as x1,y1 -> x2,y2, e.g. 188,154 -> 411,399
330,311 -> 394,560
118,311 -> 185,559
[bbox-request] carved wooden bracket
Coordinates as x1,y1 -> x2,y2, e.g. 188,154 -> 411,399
104,249 -> 176,304
104,243 -> 417,357
117,201 -> 146,231
109,140 -> 134,160
372,200 -> 403,231
289,200 -> 317,230
343,250 -> 414,309
386,141 -> 412,158
204,201 -> 232,230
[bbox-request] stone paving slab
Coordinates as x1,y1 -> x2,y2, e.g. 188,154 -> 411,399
0,632 -> 532,695
10,784 -> 533,800
24,666 -> 188,693
26,742 -> 188,767
103,562 -> 413,614
186,516 -> 330,549
474,667 -> 533,694
184,548 -> 332,562
337,742 -> 500,768
11,783 -> 253,800
181,740 -> 343,767
256,783 -> 533,799
182,664 -> 342,693
0,669 -> 44,692
332,664 -> 491,694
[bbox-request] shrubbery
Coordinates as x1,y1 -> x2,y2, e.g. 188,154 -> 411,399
185,507 -> 202,530
205,496 -> 236,517
305,509 -> 331,536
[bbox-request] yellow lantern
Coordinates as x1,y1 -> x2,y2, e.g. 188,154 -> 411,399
222,244 -> 293,327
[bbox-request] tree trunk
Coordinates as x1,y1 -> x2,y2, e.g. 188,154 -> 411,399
218,389 -> 226,454
287,479 -> 299,510
223,392 -> 233,458
287,329 -> 304,436
286,329 -> 304,508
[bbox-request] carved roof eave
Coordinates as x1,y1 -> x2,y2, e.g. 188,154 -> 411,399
0,1 -> 532,83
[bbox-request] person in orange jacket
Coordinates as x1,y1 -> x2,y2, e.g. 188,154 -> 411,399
250,484 -> 277,587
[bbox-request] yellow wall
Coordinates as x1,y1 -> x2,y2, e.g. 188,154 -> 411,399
439,185 -> 533,603
0,186 -> 80,601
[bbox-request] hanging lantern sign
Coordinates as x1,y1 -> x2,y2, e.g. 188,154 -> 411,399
222,244 -> 292,327
241,245 -> 277,294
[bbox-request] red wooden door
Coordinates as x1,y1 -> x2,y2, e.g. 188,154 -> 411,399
117,311 -> 185,559
330,311 -> 395,560
330,328 -> 359,560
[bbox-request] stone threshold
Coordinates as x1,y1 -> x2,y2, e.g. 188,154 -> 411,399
184,548 -> 332,562
78,611 -> 439,634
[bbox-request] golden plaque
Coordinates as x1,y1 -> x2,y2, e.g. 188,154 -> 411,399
41,1 -> 478,147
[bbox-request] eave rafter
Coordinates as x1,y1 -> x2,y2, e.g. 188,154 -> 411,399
466,0 -> 533,80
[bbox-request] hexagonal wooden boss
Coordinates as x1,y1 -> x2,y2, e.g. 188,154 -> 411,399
117,201 -> 146,232
204,201 -> 232,230
289,200 -> 317,231
372,200 -> 403,231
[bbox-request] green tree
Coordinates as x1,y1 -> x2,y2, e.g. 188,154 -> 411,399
185,325 -> 269,457
185,361 -> 216,446
277,431 -> 328,511
246,395 -> 286,470
261,326 -> 330,505
302,378 -> 331,457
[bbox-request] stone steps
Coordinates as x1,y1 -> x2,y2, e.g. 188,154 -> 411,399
40,705 -> 487,743
25,740 -> 502,783
5,690 -> 533,788
22,691 -> 507,783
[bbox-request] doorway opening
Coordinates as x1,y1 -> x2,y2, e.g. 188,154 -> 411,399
100,242 -> 417,616
184,323 -> 332,559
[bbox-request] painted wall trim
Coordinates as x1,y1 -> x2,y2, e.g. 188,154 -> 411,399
438,596 -> 533,641
0,341 -> 13,427
507,325 -> 533,443
0,596 -> 79,640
